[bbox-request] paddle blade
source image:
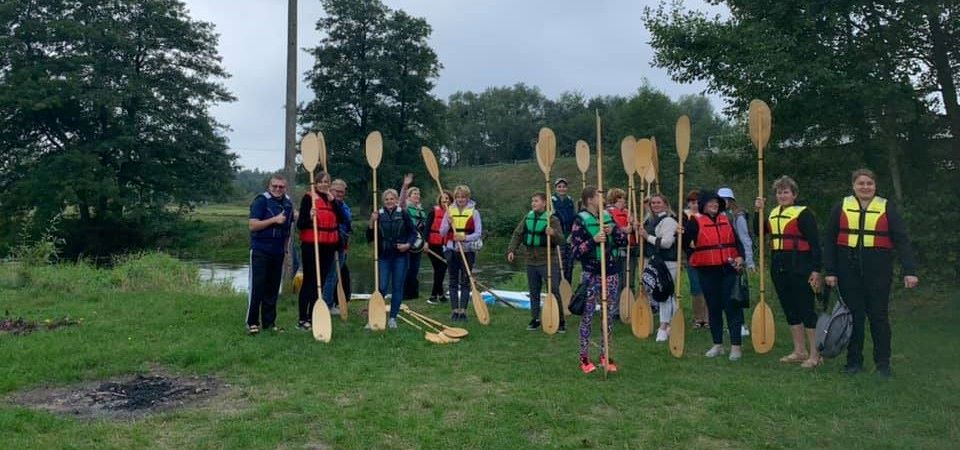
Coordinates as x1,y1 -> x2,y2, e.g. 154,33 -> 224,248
442,326 -> 469,339
421,146 -> 440,184
749,99 -> 772,153
368,291 -> 387,331
301,132 -> 320,172
311,300 -> 332,343
337,281 -> 348,321
644,165 -> 656,184
559,280 -> 573,316
619,287 -> 633,323
535,141 -> 548,175
541,293 -> 560,335
575,140 -> 590,174
539,127 -> 557,167
675,116 -> 691,162
669,308 -> 685,357
751,300 -> 776,354
425,332 -> 445,344
636,138 -> 653,175
317,131 -> 328,173
632,290 -> 652,338
365,131 -> 383,169
620,136 -> 637,176
472,289 -> 490,325
651,136 -> 660,179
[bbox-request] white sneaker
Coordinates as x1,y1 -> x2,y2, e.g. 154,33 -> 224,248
729,347 -> 743,361
388,318 -> 398,329
656,329 -> 669,342
741,325 -> 750,336
705,345 -> 726,358
330,306 -> 340,315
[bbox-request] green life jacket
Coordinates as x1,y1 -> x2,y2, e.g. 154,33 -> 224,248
523,210 -> 548,247
407,204 -> 426,230
578,210 -> 620,259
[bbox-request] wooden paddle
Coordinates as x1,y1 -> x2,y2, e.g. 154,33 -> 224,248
631,138 -> 654,339
618,136 -> 637,325
596,111 -> 612,377
669,116 -> 690,358
396,314 -> 453,344
421,146 -> 490,325
365,131 -> 387,331
749,99 -> 776,354
651,136 -> 661,193
301,132 -> 332,343
400,311 -> 461,342
536,128 -> 561,335
401,305 -> 469,338
317,132 -> 348,321
556,246 -> 573,316
575,140 -> 590,192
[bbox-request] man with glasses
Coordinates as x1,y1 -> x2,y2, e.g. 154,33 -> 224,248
323,179 -> 352,313
246,175 -> 294,335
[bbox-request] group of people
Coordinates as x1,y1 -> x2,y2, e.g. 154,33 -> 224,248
245,168 -> 918,378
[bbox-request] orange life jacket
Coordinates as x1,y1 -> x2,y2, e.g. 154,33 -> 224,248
690,213 -> 740,267
607,206 -> 637,246
299,194 -> 339,245
427,205 -> 447,246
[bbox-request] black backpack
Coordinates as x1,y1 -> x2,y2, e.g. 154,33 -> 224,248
641,255 -> 675,302
816,288 -> 853,358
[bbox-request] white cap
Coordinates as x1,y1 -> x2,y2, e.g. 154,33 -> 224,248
717,187 -> 735,200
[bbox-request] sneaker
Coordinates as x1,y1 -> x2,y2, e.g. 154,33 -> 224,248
460,313 -> 468,323
655,328 -> 669,342
558,323 -> 566,334
579,357 -> 596,374
427,296 -> 439,305
876,365 -> 892,378
263,325 -> 283,334
729,347 -> 743,361
527,320 -> 541,331
451,312 -> 458,322
705,345 -> 725,358
388,318 -> 398,329
439,296 -> 450,303
600,356 -> 618,372
296,321 -> 311,331
329,306 -> 340,315
247,325 -> 260,335
842,364 -> 862,375
741,325 -> 750,336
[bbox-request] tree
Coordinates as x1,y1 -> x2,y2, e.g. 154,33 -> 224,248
0,0 -> 236,254
301,0 -> 443,201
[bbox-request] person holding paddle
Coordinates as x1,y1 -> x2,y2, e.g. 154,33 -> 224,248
367,188 -> 418,329
296,172 -> 348,331
246,174 -> 294,335
571,186 -> 627,373
552,178 -> 576,281
682,190 -> 747,361
606,188 -> 637,321
424,190 -> 452,305
755,176 -> 823,368
638,193 -> 680,342
824,169 -> 918,377
438,185 -> 483,322
399,174 -> 427,301
507,192 -> 565,332
322,178 -> 352,315
683,190 -> 709,329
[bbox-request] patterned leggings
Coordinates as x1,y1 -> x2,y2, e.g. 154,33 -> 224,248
579,272 -> 620,359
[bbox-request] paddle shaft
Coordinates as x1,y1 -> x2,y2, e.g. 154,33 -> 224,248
596,111 -> 610,376
372,167 -> 380,293
307,171 -> 324,304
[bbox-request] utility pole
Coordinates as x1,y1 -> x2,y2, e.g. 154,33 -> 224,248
282,0 -> 298,293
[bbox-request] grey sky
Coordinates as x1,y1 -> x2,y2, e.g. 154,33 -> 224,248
182,0 -> 726,171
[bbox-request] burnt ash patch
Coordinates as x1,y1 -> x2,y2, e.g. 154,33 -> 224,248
1,314 -> 80,335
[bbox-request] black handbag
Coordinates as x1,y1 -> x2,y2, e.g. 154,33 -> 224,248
731,272 -> 750,308
568,282 -> 589,315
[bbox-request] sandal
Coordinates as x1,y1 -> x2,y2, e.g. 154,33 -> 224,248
779,352 -> 809,363
801,357 -> 823,369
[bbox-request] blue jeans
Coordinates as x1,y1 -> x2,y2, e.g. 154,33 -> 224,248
322,251 -> 347,307
379,254 -> 409,318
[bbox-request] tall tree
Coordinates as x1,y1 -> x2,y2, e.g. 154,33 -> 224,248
0,0 -> 235,229
301,0 -> 442,199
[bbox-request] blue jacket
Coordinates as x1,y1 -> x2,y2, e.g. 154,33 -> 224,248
552,194 -> 576,236
249,192 -> 294,255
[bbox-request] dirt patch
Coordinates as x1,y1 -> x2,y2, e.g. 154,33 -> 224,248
0,315 -> 80,335
11,372 -> 227,420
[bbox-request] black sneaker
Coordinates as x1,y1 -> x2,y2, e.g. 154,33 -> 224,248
527,320 -> 541,331
842,364 -> 862,375
558,323 -> 566,334
876,366 -> 892,378
450,312 -> 458,322
427,296 -> 439,305
439,296 -> 450,303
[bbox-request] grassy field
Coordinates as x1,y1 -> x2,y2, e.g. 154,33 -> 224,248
1,254 -> 958,449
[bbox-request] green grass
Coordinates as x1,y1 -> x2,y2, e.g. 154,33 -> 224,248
2,255 -> 958,449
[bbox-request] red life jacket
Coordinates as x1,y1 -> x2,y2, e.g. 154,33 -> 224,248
607,206 -> 637,246
299,194 -> 339,245
427,205 -> 447,246
690,213 -> 740,267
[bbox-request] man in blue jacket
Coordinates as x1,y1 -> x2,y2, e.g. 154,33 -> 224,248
552,177 -> 576,281
246,175 -> 294,335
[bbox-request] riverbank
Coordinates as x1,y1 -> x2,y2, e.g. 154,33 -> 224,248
2,254 -> 958,448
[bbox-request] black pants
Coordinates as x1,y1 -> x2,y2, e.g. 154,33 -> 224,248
298,243 -> 336,322
447,249 -> 476,310
427,244 -> 447,298
247,250 -> 284,328
403,251 -> 423,299
837,258 -> 894,368
699,266 -> 743,345
771,268 -> 817,328
527,264 -> 563,325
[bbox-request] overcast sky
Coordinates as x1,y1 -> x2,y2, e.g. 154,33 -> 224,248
182,0 -> 726,171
